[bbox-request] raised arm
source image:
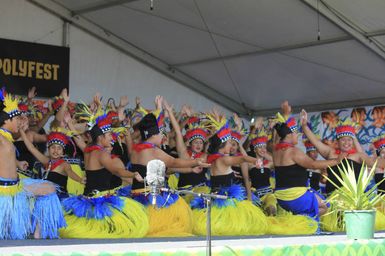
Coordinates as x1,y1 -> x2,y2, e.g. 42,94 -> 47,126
300,110 -> 332,158
55,89 -> 70,125
19,129 -> 49,165
164,100 -> 188,159
27,130 -> 47,143
64,113 -> 87,152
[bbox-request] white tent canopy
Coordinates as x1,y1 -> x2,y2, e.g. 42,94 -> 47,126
30,0 -> 385,116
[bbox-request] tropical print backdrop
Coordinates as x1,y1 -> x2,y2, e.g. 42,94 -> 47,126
303,105 -> 385,155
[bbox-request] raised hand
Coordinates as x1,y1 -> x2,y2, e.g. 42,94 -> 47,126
233,113 -> 242,130
118,107 -> 126,122
281,100 -> 291,117
163,99 -> 173,112
185,105 -> 193,117
18,116 -> 29,132
154,95 -> 163,110
61,88 -> 70,102
63,111 -> 72,125
27,86 -> 37,100
119,95 -> 129,108
93,92 -> 102,107
300,109 -> 308,126
135,97 -> 141,108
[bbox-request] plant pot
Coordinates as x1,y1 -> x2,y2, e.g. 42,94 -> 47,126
344,210 -> 376,239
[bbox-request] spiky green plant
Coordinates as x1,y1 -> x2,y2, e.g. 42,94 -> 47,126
326,159 -> 384,211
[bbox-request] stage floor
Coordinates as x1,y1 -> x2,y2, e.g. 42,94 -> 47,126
2,232 -> 385,255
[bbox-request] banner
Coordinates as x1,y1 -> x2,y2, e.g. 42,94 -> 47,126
0,38 -> 69,97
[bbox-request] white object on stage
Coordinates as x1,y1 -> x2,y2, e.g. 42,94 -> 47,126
146,159 -> 166,206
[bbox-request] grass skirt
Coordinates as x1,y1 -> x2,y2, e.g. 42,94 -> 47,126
191,184 -> 268,236
60,190 -> 149,238
132,190 -> 193,237
0,177 -> 66,239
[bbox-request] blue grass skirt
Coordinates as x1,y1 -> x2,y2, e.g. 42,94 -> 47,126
0,177 -> 66,239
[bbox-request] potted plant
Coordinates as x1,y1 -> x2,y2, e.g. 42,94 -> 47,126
325,159 -> 384,239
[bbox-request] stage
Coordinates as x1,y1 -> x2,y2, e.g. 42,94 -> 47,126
2,232 -> 385,256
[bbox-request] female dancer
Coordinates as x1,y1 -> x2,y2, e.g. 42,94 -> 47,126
272,111 -> 341,232
0,89 -> 65,239
191,111 -> 268,236
248,129 -> 277,216
129,97 -> 210,237
60,105 -> 149,238
19,125 -> 85,199
300,110 -> 385,194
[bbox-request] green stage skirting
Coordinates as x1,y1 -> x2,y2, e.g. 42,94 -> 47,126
5,238 -> 385,256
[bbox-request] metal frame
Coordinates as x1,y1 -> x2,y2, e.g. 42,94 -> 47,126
72,0 -> 140,15
252,96 -> 385,116
28,0 -> 385,116
173,35 -> 352,67
28,0 -> 248,115
300,0 -> 385,62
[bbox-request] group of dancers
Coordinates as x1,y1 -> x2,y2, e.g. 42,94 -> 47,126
1,86 -> 385,239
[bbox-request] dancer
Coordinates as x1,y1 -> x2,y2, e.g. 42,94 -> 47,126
60,104 -> 149,238
0,88 -> 65,239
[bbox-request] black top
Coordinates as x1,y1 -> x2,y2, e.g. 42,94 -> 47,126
326,159 -> 362,194
275,164 -> 308,189
46,171 -> 68,193
308,171 -> 321,191
110,174 -> 122,189
375,172 -> 385,195
161,145 -> 178,158
232,166 -> 245,186
178,168 -> 208,188
84,168 -> 114,195
111,142 -> 129,166
211,172 -> 235,191
130,164 -> 146,190
249,167 -> 271,189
